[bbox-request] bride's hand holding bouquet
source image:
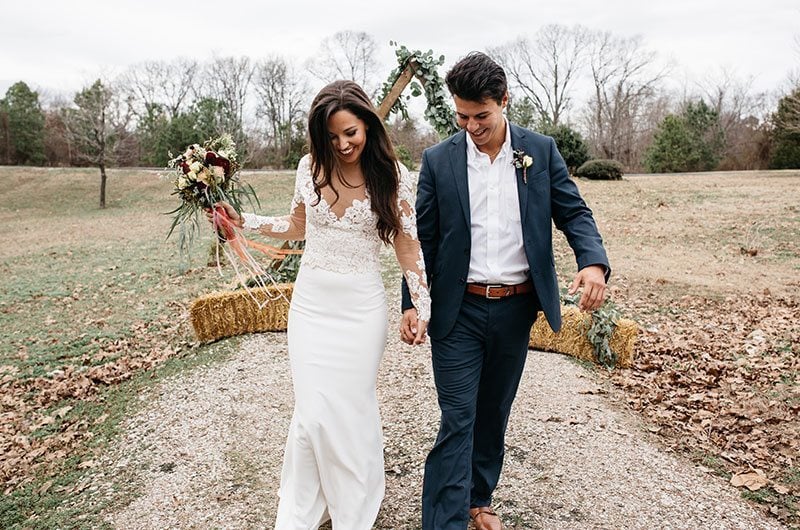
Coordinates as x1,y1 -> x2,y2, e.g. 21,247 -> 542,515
204,201 -> 243,230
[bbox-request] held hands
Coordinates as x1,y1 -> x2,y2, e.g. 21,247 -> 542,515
400,309 -> 429,345
568,264 -> 607,312
204,201 -> 243,229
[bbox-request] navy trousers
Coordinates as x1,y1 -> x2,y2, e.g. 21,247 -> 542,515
422,290 -> 539,529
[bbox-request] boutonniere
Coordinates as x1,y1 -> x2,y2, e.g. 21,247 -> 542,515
512,149 -> 533,183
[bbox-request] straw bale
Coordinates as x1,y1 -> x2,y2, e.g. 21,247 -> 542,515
189,284 -> 293,342
530,306 -> 638,368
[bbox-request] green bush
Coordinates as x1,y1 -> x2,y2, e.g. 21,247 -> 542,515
770,134 -> 800,169
574,159 -> 624,180
538,122 -> 590,173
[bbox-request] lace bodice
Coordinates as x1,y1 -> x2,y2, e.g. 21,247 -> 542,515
242,154 -> 430,321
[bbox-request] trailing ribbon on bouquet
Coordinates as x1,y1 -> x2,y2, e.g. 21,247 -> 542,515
210,206 -> 303,308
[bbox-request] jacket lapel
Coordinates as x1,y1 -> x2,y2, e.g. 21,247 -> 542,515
448,131 -> 470,227
510,124 -> 529,224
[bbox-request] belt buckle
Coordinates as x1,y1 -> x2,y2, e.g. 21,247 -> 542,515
485,284 -> 503,299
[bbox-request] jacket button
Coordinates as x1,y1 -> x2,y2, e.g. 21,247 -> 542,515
459,277 -> 466,284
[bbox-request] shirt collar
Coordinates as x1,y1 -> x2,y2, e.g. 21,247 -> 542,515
466,119 -> 511,162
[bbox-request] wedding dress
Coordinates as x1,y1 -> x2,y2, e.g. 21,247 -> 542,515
242,154 -> 430,529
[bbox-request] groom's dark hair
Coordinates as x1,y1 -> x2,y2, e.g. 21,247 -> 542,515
445,52 -> 507,105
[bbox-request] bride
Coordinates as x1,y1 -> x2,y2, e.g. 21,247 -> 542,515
211,80 -> 430,529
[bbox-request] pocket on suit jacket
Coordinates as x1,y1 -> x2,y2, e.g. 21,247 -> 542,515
528,168 -> 549,188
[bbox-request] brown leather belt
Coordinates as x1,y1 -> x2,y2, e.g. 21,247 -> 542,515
465,280 -> 533,299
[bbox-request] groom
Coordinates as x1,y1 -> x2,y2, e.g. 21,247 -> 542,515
401,52 -> 610,530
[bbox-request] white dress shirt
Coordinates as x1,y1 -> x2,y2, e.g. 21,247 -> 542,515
465,120 -> 530,285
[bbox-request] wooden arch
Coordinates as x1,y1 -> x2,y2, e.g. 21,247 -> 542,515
375,59 -> 425,121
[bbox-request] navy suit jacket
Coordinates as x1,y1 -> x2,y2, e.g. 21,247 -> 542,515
402,123 -> 610,340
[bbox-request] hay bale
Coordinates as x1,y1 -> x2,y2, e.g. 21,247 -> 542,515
189,284 -> 293,342
530,305 -> 638,368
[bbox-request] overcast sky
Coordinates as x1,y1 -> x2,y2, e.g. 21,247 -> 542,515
2,0 -> 798,103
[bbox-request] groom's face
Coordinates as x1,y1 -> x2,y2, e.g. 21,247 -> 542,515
453,93 -> 508,150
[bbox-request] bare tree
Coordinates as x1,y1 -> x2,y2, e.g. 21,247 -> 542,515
252,56 -> 310,165
120,59 -> 198,119
490,25 -> 589,126
63,79 -> 132,208
692,68 -> 774,169
697,69 -> 764,131
203,55 -> 255,150
584,31 -> 668,169
386,114 -> 439,170
307,31 -> 380,96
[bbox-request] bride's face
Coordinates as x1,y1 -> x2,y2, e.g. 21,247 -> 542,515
327,109 -> 368,166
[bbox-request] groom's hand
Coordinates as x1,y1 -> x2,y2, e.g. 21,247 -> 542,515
568,264 -> 607,311
400,309 -> 427,345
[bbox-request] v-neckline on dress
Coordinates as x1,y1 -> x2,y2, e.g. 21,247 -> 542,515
317,188 -> 371,222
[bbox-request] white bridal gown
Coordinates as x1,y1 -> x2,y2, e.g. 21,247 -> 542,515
242,155 -> 430,530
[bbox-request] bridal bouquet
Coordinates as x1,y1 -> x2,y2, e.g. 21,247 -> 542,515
165,135 -> 294,305
165,134 -> 253,249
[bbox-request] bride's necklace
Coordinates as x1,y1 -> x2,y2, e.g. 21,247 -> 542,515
337,169 -> 365,189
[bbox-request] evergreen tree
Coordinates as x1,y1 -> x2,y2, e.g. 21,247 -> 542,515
137,102 -> 171,166
0,101 -> 9,164
507,95 -> 537,129
770,86 -> 800,169
644,115 -> 693,173
645,100 -> 724,173
187,97 -> 229,145
684,99 -> 725,169
3,82 -> 46,165
135,97 -> 235,167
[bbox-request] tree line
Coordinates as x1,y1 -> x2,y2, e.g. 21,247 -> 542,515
1,28 -> 798,185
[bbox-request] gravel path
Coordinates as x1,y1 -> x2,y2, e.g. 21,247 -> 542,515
99,306 -> 783,529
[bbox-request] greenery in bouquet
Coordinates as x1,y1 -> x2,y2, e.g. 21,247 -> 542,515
165,134 -> 258,258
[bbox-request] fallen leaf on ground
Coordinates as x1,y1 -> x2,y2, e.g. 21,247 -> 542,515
730,471 -> 768,491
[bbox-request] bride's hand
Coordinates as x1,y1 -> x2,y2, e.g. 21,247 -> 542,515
413,319 -> 428,345
204,201 -> 243,229
400,309 -> 428,345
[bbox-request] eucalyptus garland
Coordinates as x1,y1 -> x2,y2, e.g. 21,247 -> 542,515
378,43 -> 459,138
561,291 -> 621,369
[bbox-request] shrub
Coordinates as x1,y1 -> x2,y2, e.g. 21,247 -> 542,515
538,122 -> 590,173
574,159 -> 624,180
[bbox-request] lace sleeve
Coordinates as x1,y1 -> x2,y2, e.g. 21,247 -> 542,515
241,156 -> 308,241
393,163 -> 431,322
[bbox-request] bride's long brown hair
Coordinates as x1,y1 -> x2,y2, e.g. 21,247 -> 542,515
307,80 -> 401,245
